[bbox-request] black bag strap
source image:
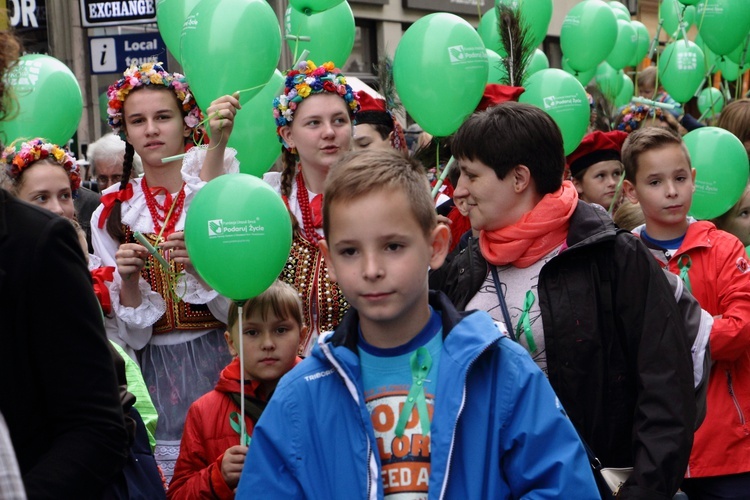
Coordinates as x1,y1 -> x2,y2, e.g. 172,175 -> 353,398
490,266 -> 517,342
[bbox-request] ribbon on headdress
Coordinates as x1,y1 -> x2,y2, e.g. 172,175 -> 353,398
91,266 -> 116,315
97,183 -> 134,228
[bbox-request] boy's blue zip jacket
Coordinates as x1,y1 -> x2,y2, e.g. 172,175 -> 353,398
237,291 -> 599,499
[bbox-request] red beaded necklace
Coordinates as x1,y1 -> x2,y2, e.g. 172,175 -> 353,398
141,177 -> 186,238
295,170 -> 322,243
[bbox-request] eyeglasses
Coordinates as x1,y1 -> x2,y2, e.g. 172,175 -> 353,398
96,174 -> 122,188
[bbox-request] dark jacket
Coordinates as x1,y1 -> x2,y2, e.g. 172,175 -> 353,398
0,190 -> 128,499
430,201 -> 696,500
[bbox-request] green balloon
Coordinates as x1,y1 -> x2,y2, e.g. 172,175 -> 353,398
607,20 -> 638,70
697,87 -> 724,118
697,0 -> 750,56
562,56 -> 596,85
596,62 -> 624,100
519,69 -> 590,155
663,1 -> 695,40
525,48 -> 549,80
286,2 -> 355,68
487,49 -> 509,84
98,92 -> 109,123
630,20 -> 651,66
608,1 -> 631,22
155,0 -> 200,64
727,35 -> 750,65
185,174 -> 293,300
0,54 -> 82,146
289,0 -> 344,15
496,0 -> 553,48
677,0 -> 701,5
478,8 -> 505,58
181,0 -> 281,111
227,70 -> 283,178
394,13 -> 488,137
685,127 -> 750,219
614,73 -> 634,108
716,57 -> 746,82
658,40 -> 706,103
695,34 -> 720,70
561,0 -> 619,72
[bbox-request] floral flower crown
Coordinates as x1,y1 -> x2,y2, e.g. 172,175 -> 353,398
2,138 -> 81,195
273,60 -> 359,137
616,104 -> 666,133
106,62 -> 204,141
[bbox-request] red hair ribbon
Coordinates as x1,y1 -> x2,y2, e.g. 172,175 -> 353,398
97,183 -> 134,228
91,266 -> 116,315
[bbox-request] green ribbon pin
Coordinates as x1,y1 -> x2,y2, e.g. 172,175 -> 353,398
229,411 -> 251,446
395,347 -> 433,438
516,290 -> 537,353
677,254 -> 693,294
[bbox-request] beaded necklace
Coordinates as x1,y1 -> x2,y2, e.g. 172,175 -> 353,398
141,176 -> 186,238
295,169 -> 322,243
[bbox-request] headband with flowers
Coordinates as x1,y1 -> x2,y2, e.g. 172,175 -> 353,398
2,138 -> 81,196
273,60 -> 359,143
106,62 -> 204,143
615,104 -> 667,133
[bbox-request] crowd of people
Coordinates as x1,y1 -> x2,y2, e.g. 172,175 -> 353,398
2,22 -> 750,500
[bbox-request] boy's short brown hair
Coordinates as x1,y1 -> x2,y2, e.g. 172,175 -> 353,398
622,127 -> 691,182
322,149 -> 436,238
226,280 -> 304,337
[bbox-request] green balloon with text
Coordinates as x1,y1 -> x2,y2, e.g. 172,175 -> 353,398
394,13 -> 488,137
519,69 -> 590,155
561,0 -> 619,72
657,40 -> 705,103
185,174 -> 293,301
685,127 -> 749,220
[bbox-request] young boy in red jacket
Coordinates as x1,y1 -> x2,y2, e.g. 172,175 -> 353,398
167,281 -> 304,499
623,127 -> 750,498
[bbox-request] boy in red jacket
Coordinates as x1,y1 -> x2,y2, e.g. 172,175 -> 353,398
622,127 -> 750,498
168,281 -> 305,499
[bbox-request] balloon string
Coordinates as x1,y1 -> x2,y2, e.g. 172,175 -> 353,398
431,156 -> 456,199
237,303 -> 247,446
608,174 -> 625,216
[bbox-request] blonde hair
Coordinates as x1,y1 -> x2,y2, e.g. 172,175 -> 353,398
613,199 -> 646,231
717,99 -> 750,148
322,149 -> 436,238
226,280 -> 304,337
637,66 -> 657,91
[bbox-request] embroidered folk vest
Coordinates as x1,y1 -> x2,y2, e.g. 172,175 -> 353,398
125,227 -> 223,334
279,232 -> 348,353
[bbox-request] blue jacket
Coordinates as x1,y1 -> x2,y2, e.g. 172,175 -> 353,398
237,292 -> 599,499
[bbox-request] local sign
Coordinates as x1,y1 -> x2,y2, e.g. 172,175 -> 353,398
89,32 -> 167,75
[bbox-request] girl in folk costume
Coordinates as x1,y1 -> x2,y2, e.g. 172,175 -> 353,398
264,60 -> 359,356
91,62 -> 240,482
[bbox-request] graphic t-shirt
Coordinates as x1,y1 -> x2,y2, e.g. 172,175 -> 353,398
358,309 -> 442,499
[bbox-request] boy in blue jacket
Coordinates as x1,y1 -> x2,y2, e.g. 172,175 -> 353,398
237,149 -> 599,499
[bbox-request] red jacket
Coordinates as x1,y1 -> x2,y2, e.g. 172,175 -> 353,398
167,357 -> 300,499
648,221 -> 750,477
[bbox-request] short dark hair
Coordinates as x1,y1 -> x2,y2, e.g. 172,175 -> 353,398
622,127 -> 690,182
451,102 -> 565,195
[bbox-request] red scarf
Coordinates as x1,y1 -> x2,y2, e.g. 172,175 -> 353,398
479,181 -> 578,268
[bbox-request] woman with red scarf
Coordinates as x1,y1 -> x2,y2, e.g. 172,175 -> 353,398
430,102 -> 696,499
